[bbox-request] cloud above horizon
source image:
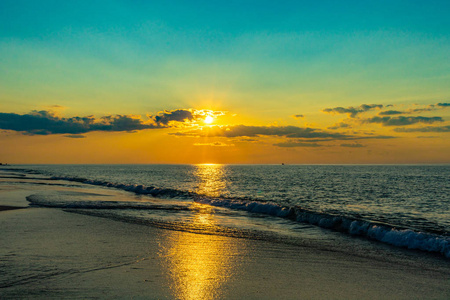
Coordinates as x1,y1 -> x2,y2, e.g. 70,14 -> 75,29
322,104 -> 383,118
377,103 -> 449,116
393,125 -> 450,133
273,141 -> 322,147
151,109 -> 225,125
341,143 -> 365,148
363,116 -> 444,126
378,110 -> 404,116
171,125 -> 395,142
171,125 -> 349,139
194,142 -> 235,147
1,103 -> 447,146
0,109 -> 226,135
0,110 -> 160,135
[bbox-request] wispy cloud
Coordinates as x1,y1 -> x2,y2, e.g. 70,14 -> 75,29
172,125 -> 395,142
377,103 -> 449,116
327,122 -> 351,130
363,116 -> 444,126
378,110 -> 403,116
64,134 -> 87,138
193,142 -> 234,147
322,104 -> 383,118
393,125 -> 450,132
341,143 -> 365,148
171,125 -> 349,139
273,142 -> 322,148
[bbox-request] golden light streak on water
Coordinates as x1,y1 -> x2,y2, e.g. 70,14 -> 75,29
160,205 -> 243,300
194,164 -> 228,197
159,164 -> 241,300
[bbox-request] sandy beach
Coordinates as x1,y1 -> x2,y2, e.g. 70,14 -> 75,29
1,180 -> 449,300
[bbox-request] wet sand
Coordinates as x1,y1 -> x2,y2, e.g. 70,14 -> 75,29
0,205 -> 26,211
1,184 -> 449,299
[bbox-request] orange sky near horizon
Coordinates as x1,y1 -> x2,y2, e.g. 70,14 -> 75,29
1,104 -> 449,164
1,1 -> 449,164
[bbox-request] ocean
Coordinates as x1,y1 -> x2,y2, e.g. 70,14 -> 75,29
2,164 -> 449,259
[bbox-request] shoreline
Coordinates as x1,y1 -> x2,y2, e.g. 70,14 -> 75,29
1,183 -> 449,299
2,206 -> 450,299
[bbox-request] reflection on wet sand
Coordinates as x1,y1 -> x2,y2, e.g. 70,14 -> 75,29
161,213 -> 242,299
159,164 -> 243,300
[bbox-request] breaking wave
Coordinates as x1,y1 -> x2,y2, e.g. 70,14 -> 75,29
24,174 -> 448,258
196,197 -> 450,258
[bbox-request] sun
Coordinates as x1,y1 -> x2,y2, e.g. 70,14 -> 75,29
204,115 -> 214,124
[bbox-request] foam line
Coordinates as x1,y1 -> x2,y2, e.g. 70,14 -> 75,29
18,172 -> 450,258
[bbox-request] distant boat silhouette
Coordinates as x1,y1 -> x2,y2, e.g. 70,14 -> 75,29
281,163 -> 285,165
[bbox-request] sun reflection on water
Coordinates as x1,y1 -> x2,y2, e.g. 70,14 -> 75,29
160,205 -> 242,300
194,164 -> 228,197
159,164 -> 242,300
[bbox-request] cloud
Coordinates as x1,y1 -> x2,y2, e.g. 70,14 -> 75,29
378,110 -> 403,116
324,103 -> 449,119
0,108 -> 227,135
393,125 -> 450,132
0,110 -> 160,135
49,104 -> 65,109
233,137 -> 259,142
363,116 -> 444,126
273,142 -> 322,148
151,109 -> 225,125
193,142 -> 234,147
408,105 -> 440,113
171,125 -> 350,139
322,104 -> 383,118
172,125 -> 396,142
327,122 -> 351,130
377,103 -> 450,115
292,114 -> 304,119
64,134 -> 86,138
151,109 -> 196,125
361,135 -> 396,139
341,143 -> 365,148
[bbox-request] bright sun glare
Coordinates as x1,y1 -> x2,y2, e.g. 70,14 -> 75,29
204,116 -> 214,124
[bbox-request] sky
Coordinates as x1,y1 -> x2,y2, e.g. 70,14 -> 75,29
0,0 -> 449,164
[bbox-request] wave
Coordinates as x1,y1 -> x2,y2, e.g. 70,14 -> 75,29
49,175 -> 193,198
196,197 -> 450,258
20,173 -> 450,258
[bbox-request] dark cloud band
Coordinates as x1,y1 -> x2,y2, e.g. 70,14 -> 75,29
322,104 -> 383,118
0,108 -> 225,135
363,116 -> 443,126
172,125 -> 395,142
394,125 -> 450,133
0,110 -> 160,135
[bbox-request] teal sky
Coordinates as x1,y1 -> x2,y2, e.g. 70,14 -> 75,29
0,1 -> 449,163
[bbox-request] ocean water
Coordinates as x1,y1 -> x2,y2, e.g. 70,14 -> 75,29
2,164 -> 450,259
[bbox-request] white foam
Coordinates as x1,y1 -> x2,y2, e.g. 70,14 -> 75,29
47,175 -> 450,258
197,197 -> 450,258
